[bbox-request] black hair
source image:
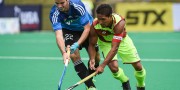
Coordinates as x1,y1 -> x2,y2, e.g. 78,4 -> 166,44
96,4 -> 112,17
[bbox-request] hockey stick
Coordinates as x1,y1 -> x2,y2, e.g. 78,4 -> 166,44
58,46 -> 70,90
66,72 -> 97,90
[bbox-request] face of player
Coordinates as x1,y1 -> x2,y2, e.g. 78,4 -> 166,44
97,14 -> 112,28
55,0 -> 69,12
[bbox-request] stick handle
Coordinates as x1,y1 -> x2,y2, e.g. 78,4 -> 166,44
65,45 -> 70,66
77,72 -> 97,84
66,72 -> 97,90
65,59 -> 68,67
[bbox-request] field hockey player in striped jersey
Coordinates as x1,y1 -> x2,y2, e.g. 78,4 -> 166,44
49,0 -> 100,90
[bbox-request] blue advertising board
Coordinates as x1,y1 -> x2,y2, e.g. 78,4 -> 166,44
0,5 -> 42,31
0,0 -> 4,6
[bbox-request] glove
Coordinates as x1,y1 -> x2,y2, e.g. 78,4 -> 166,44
70,42 -> 79,54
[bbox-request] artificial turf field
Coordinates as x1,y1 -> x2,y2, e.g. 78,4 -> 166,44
0,31 -> 180,90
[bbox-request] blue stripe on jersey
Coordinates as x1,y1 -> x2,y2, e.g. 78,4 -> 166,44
72,3 -> 85,15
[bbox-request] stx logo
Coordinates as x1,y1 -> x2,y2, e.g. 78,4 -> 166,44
126,10 -> 166,25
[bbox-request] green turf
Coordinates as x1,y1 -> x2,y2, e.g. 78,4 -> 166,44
0,31 -> 180,90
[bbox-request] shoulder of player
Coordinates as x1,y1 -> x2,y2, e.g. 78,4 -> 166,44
50,5 -> 58,14
112,13 -> 125,23
113,17 -> 126,34
49,5 -> 60,18
113,13 -> 125,28
70,0 -> 84,7
70,0 -> 86,15
70,0 -> 82,3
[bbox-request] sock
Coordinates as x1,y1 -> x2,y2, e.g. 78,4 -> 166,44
112,67 -> 129,83
74,60 -> 95,88
134,67 -> 146,87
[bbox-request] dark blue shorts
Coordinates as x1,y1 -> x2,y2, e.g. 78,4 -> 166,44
62,28 -> 99,51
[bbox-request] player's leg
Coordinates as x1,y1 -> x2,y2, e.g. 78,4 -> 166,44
108,60 -> 131,90
119,35 -> 146,90
99,41 -> 131,90
70,50 -> 96,88
132,61 -> 146,90
82,38 -> 100,89
63,29 -> 96,88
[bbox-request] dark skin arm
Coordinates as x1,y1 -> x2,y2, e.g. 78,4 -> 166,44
88,25 -> 98,70
95,20 -> 126,74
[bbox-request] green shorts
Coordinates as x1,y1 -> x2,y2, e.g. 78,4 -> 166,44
98,35 -> 140,64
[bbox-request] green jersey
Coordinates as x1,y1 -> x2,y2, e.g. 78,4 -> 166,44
92,13 -> 125,42
92,13 -> 140,64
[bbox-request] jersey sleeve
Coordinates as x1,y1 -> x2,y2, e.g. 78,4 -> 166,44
72,0 -> 92,26
49,6 -> 62,31
79,12 -> 92,26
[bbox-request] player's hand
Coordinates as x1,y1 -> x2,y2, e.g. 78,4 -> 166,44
89,59 -> 96,70
95,64 -> 105,74
70,42 -> 79,54
62,52 -> 70,64
63,45 -> 71,64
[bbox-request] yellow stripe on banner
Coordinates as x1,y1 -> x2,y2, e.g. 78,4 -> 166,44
115,3 -> 173,32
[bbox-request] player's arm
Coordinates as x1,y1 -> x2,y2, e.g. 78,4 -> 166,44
55,30 -> 66,54
70,5 -> 91,54
49,8 -> 69,63
77,22 -> 91,45
70,22 -> 91,54
100,20 -> 126,69
50,8 -> 65,55
55,30 -> 70,63
49,6 -> 66,54
88,24 -> 98,70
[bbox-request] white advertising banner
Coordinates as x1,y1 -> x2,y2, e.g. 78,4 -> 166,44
173,3 -> 180,31
0,18 -> 20,34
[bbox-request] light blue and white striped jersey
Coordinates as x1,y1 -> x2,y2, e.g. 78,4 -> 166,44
49,0 -> 93,31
